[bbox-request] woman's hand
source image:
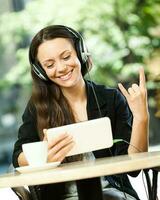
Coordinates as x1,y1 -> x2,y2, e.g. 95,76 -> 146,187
118,67 -> 149,153
43,129 -> 74,163
118,67 -> 149,122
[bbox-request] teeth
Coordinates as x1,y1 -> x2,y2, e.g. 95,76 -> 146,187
59,71 -> 72,80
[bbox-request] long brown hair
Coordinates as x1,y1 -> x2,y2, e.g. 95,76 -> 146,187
29,25 -> 91,138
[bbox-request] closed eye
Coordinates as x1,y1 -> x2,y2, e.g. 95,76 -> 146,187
46,63 -> 54,68
63,55 -> 71,60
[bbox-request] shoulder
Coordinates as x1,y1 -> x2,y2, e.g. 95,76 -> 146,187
86,80 -> 125,103
85,80 -> 129,115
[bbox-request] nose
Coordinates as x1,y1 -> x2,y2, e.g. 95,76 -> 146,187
56,61 -> 67,73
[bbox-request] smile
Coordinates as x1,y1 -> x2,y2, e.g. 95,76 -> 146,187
58,70 -> 73,81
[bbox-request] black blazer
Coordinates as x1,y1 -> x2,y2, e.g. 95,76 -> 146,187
12,80 -> 140,199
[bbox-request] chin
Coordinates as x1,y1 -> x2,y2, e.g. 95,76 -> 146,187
60,79 -> 80,89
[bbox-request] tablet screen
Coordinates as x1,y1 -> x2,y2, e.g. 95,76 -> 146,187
47,117 -> 113,156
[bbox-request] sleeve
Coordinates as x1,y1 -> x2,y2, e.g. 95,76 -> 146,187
112,89 -> 133,156
12,102 -> 40,168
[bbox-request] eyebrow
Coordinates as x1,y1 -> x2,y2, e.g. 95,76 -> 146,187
42,50 -> 71,64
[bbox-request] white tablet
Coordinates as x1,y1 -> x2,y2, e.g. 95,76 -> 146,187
46,117 -> 113,156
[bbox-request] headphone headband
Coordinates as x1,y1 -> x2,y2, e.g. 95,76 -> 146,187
29,25 -> 90,81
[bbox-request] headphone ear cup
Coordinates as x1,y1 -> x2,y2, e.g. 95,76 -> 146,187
29,48 -> 49,81
32,64 -> 49,81
78,37 -> 91,64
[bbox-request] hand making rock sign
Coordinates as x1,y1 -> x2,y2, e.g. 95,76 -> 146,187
118,67 -> 149,153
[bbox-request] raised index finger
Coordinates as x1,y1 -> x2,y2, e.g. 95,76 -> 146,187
139,67 -> 146,89
118,83 -> 130,100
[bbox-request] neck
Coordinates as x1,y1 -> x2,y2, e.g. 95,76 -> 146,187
61,79 -> 86,103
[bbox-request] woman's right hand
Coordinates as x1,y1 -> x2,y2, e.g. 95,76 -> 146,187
43,130 -> 75,163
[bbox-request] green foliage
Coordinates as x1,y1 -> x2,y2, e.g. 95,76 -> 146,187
0,0 -> 159,88
0,0 -> 159,151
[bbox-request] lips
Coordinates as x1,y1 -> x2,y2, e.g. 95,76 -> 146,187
58,70 -> 73,81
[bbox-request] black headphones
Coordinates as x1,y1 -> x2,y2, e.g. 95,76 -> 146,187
29,25 -> 90,81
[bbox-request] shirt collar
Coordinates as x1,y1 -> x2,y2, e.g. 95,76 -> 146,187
85,80 -> 107,111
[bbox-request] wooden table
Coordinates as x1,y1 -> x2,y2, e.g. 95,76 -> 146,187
0,151 -> 160,199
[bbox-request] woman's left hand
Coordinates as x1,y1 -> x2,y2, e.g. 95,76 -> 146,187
118,67 -> 149,122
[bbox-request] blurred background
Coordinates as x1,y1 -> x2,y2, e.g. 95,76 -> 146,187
0,0 -> 160,174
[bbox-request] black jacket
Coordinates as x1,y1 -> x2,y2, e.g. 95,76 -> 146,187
12,80 -> 140,199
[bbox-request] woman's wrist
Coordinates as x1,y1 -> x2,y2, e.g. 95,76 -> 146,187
133,111 -> 149,123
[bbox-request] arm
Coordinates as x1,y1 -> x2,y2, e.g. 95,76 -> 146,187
118,67 -> 149,154
18,152 -> 28,166
13,102 -> 74,167
129,116 -> 148,154
17,134 -> 74,167
12,102 -> 39,167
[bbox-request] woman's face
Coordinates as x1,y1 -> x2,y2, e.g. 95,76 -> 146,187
37,38 -> 83,89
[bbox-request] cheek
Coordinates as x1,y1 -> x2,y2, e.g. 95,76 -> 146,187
45,69 -> 55,77
68,57 -> 81,69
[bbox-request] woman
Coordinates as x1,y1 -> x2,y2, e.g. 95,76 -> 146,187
12,25 -> 149,200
